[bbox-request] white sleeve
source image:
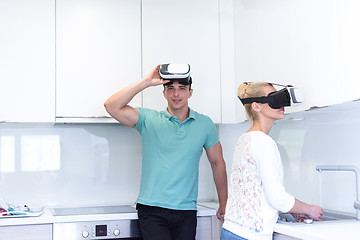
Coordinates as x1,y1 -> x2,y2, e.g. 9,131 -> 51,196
253,134 -> 295,213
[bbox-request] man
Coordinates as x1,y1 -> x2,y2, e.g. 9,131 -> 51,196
104,64 -> 227,240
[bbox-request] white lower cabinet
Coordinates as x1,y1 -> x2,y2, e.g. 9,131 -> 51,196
0,217 -> 218,240
196,216 -> 212,240
0,224 -> 52,240
273,233 -> 301,240
196,216 -> 222,240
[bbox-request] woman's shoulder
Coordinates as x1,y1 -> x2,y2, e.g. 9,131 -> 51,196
244,131 -> 272,140
244,131 -> 276,147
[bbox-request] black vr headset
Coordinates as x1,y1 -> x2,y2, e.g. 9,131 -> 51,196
239,83 -> 303,109
159,63 -> 192,85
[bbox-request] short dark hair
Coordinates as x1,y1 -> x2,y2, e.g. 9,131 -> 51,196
163,77 -> 192,89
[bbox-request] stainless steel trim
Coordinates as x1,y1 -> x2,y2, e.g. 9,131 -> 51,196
51,205 -> 136,216
53,219 -> 142,240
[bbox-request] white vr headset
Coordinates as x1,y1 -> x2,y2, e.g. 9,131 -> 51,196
159,63 -> 192,85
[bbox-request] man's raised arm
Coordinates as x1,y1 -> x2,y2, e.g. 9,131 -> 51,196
104,64 -> 169,127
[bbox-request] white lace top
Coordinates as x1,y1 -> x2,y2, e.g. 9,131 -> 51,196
223,131 -> 295,240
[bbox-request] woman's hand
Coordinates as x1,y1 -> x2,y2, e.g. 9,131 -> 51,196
307,205 -> 323,221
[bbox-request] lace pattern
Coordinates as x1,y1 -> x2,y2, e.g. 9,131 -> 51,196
226,134 -> 263,232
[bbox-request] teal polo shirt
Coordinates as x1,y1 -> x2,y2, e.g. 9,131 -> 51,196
134,107 -> 219,210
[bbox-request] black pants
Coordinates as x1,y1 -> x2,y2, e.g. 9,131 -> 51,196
136,204 -> 197,240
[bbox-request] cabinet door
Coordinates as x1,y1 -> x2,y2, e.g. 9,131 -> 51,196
142,0 -> 221,123
196,216 -> 212,240
273,233 -> 301,240
56,0 -> 141,120
0,224 -> 52,240
233,0 -> 360,122
0,0 -> 55,122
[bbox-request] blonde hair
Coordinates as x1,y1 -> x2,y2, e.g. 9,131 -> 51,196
238,82 -> 273,121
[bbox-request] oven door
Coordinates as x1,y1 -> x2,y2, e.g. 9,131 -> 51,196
53,220 -> 142,240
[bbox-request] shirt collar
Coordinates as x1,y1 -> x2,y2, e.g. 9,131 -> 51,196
162,108 -> 196,122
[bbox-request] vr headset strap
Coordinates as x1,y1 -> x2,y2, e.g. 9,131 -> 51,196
238,96 -> 269,105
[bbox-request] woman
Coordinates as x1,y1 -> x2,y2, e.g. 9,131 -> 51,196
221,82 -> 323,240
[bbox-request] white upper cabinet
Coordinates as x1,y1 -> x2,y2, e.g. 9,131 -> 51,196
0,0 -> 55,122
56,0 -> 141,122
219,0 -> 237,124
141,0 -> 222,123
232,0 -> 360,123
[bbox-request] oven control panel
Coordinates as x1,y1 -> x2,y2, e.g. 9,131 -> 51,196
53,220 -> 142,240
81,224 -> 119,238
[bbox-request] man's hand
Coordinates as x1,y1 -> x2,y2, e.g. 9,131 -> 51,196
143,64 -> 170,86
217,203 -> 226,221
104,64 -> 169,127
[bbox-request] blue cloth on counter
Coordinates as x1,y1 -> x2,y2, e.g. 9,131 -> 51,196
134,107 -> 219,210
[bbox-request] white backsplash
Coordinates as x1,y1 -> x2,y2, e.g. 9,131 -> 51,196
0,123 -> 215,208
1,101 -> 360,214
219,100 -> 360,215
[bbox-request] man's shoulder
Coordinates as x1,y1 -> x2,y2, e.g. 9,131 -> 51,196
134,108 -> 163,130
137,107 -> 164,118
190,108 -> 213,122
136,107 -> 157,114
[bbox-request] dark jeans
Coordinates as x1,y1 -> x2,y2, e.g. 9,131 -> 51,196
136,203 -> 197,240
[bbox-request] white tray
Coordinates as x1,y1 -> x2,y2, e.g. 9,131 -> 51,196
0,207 -> 45,218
